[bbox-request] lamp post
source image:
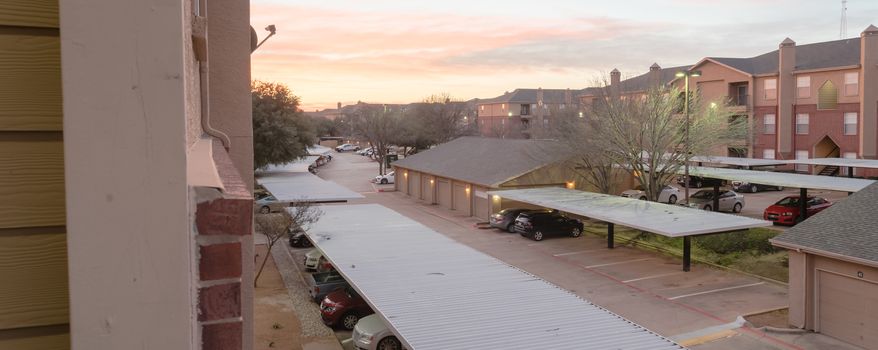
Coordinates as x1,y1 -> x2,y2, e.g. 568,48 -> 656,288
675,70 -> 701,204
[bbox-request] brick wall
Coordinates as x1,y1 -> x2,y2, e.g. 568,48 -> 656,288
194,142 -> 253,350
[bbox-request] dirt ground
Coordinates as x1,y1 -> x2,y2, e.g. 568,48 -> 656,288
254,245 -> 303,350
746,308 -> 792,329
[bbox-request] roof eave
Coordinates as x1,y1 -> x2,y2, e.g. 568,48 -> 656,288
770,239 -> 878,269
792,64 -> 861,75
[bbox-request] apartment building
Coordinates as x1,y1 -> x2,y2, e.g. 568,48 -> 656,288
675,25 -> 878,177
476,88 -> 582,138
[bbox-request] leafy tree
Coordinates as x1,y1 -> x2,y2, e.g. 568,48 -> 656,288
252,81 -> 316,169
254,201 -> 322,287
310,115 -> 340,137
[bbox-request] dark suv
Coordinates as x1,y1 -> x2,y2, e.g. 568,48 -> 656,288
513,211 -> 584,241
490,208 -> 553,232
677,175 -> 725,188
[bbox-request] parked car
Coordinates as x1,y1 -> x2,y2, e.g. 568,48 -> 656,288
620,185 -> 679,204
685,189 -> 745,213
356,147 -> 372,155
255,194 -> 284,214
731,181 -> 784,193
513,211 -> 584,241
306,271 -> 349,302
353,314 -> 403,350
288,230 -> 313,248
336,144 -> 360,152
304,248 -> 324,271
764,196 -> 833,225
677,176 -> 725,188
320,285 -> 374,330
372,171 -> 395,184
490,208 -> 552,233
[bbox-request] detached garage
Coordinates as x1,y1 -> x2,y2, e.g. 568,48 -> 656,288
392,136 -> 572,220
771,182 -> 878,350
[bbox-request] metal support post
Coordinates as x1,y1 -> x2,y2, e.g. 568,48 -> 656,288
712,184 -> 720,212
607,223 -> 615,249
799,188 -> 808,223
683,236 -> 691,272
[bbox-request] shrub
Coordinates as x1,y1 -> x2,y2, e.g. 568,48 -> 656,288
695,228 -> 779,255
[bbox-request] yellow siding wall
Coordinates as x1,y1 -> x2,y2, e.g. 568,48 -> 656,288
0,1 -> 69,348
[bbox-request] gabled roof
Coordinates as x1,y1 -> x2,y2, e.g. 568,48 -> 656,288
617,65 -> 692,92
392,136 -> 564,187
707,37 -> 861,75
771,182 -> 878,266
478,88 -> 585,105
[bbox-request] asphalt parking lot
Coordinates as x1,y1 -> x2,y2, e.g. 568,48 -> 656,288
299,151 -> 857,349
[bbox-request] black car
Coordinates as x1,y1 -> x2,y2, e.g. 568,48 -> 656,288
489,208 -> 553,232
289,230 -> 313,248
513,211 -> 584,241
731,181 -> 784,193
677,175 -> 725,188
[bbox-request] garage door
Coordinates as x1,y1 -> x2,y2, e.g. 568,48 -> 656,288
397,168 -> 408,194
421,176 -> 434,203
473,186 -> 491,220
452,182 -> 469,214
437,179 -> 452,209
409,172 -> 421,199
817,270 -> 878,349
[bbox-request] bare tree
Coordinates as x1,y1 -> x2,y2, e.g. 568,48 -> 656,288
547,82 -> 746,201
409,93 -> 474,144
353,105 -> 400,175
254,201 -> 322,287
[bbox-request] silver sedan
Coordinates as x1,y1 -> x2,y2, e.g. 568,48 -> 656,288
685,189 -> 745,213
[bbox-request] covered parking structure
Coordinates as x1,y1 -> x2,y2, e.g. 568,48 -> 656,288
257,172 -> 363,203
488,187 -> 771,271
305,204 -> 682,350
785,157 -> 878,178
678,166 -> 875,222
688,155 -> 789,169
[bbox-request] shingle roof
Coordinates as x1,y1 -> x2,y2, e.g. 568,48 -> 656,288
478,88 -> 585,104
617,65 -> 691,92
709,37 -> 861,75
771,182 -> 878,265
392,136 -> 565,187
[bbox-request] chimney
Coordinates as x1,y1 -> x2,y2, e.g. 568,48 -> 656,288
337,102 -> 341,110
610,68 -> 621,96
860,25 -> 878,158
777,38 -> 796,156
649,63 -> 662,88
565,88 -> 572,105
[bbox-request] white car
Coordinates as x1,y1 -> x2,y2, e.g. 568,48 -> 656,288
620,185 -> 679,204
353,314 -> 403,350
372,171 -> 395,184
304,248 -> 324,271
336,144 -> 360,152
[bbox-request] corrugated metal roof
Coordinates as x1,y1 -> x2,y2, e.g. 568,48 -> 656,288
257,156 -> 320,174
771,182 -> 878,265
784,157 -> 878,169
488,187 -> 769,237
257,172 -> 364,202
689,156 -> 789,167
306,204 -> 683,350
682,166 -> 875,192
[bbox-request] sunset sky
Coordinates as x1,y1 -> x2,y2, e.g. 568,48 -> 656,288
251,0 -> 878,111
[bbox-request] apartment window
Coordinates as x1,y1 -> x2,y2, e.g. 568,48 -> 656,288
520,104 -> 531,116
795,114 -> 809,134
501,104 -> 506,109
842,152 -> 857,176
795,150 -> 809,172
763,149 -> 775,159
844,112 -> 858,135
480,105 -> 485,111
501,119 -> 505,125
817,80 -> 837,109
543,118 -> 549,127
559,104 -> 566,110
844,72 -> 859,96
763,114 -> 776,134
796,76 -> 810,98
764,78 -> 777,100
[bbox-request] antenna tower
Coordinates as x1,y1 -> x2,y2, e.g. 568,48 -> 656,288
840,0 -> 848,39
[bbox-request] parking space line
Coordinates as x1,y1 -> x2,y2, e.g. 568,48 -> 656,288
584,258 -> 651,268
668,282 -> 764,300
622,271 -> 684,283
552,249 -> 605,257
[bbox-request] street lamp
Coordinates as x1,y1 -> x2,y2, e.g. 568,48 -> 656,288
675,70 -> 701,205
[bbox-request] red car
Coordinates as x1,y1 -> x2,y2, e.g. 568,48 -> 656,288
320,285 -> 373,330
763,196 -> 833,225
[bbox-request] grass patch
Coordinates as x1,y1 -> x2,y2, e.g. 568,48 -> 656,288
584,224 -> 788,282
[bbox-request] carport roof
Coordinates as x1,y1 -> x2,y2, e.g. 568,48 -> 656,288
488,187 -> 770,237
256,156 -> 320,174
681,166 -> 875,193
784,157 -> 878,169
256,172 -> 363,202
771,182 -> 878,267
305,204 -> 683,350
392,136 -> 564,187
689,155 -> 788,167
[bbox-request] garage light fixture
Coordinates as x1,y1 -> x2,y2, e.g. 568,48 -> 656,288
566,181 -> 575,189
492,195 -> 501,201
430,179 -> 434,185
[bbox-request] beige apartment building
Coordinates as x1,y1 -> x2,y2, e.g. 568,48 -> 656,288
1,0 -> 255,349
476,88 -> 582,138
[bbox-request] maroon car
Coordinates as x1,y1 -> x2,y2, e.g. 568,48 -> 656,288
763,195 -> 833,225
320,285 -> 373,330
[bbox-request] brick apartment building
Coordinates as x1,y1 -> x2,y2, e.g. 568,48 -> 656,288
476,88 -> 583,139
